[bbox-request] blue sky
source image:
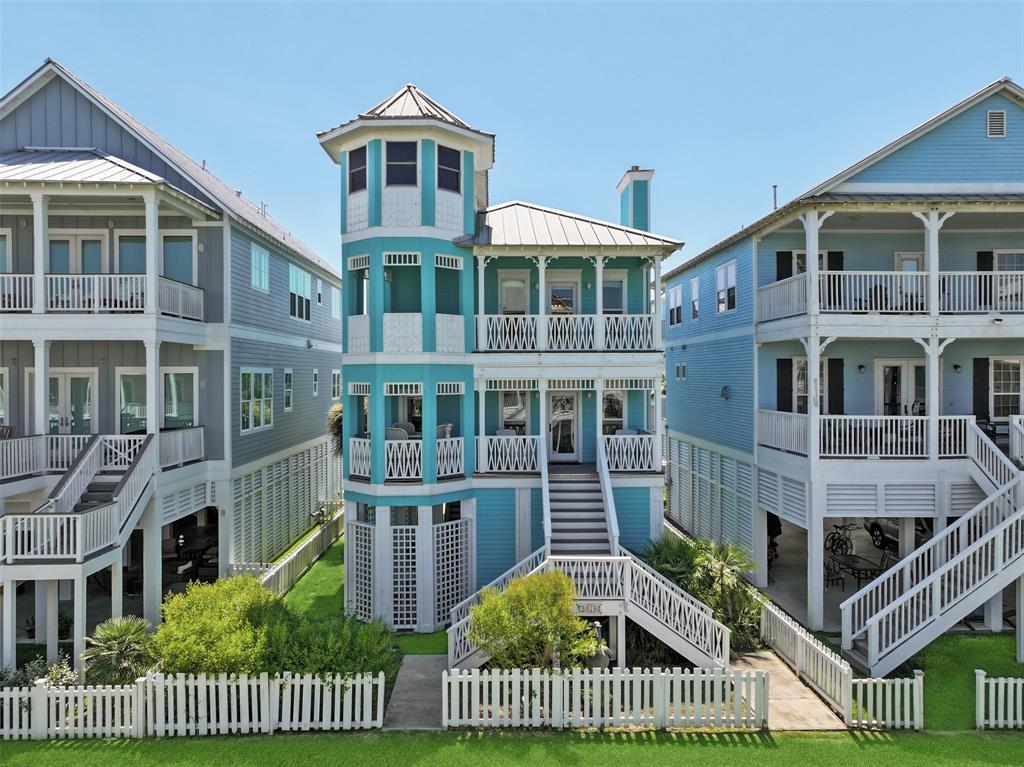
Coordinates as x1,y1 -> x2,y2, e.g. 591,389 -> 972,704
2,1 -> 1022,273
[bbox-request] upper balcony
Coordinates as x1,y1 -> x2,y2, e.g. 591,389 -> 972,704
0,273 -> 204,320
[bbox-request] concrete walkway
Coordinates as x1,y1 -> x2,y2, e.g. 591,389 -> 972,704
733,651 -> 846,731
383,655 -> 448,730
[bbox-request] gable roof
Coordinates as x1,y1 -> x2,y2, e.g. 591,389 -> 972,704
663,76 -> 1024,283
459,200 -> 682,251
1,147 -> 163,185
0,59 -> 338,279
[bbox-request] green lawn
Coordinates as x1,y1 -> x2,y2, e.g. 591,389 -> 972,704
283,539 -> 345,620
3,731 -> 1024,766
907,633 -> 1024,731
397,630 -> 448,655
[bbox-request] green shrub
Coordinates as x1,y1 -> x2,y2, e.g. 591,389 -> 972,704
468,570 -> 599,669
266,615 -> 399,681
0,653 -> 76,688
81,616 -> 155,685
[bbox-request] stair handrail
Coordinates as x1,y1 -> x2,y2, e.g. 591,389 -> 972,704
1011,415 -> 1024,466
619,545 -> 713,617
38,434 -> 101,515
448,546 -> 548,625
596,436 -> 621,553
539,440 -> 552,551
860,478 -> 1024,667
968,422 -> 1019,491
841,474 -> 1022,644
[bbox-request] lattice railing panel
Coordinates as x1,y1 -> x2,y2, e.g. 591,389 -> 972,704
547,314 -> 595,351
385,440 -> 422,480
484,315 -> 538,351
436,437 -> 465,478
391,526 -> 418,630
351,522 -> 374,622
604,314 -> 655,350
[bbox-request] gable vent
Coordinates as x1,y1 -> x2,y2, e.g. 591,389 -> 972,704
987,110 -> 1006,138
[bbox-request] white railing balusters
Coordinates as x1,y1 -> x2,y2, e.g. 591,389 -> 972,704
479,435 -> 540,473
819,271 -> 929,313
348,437 -> 371,478
158,427 -> 205,468
0,274 -> 34,311
756,410 -> 808,455
819,415 -> 929,459
757,273 -> 808,322
603,434 -> 656,472
436,437 -> 464,478
45,274 -> 146,312
157,276 -> 204,320
941,271 -> 1024,314
1011,415 -> 1024,466
385,439 -> 422,481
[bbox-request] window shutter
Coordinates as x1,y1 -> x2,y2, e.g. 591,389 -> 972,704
825,251 -> 844,308
977,251 -> 994,271
827,251 -> 844,271
977,252 -> 994,307
827,358 -> 845,415
776,252 -> 793,281
777,358 -> 793,412
973,358 -> 990,421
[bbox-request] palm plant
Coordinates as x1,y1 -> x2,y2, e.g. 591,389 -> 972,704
81,616 -> 154,685
326,403 -> 343,456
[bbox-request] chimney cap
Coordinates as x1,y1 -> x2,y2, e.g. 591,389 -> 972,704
616,165 -> 654,193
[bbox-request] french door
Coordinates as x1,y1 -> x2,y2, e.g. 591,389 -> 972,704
26,370 -> 98,434
876,360 -> 927,416
548,392 -> 578,462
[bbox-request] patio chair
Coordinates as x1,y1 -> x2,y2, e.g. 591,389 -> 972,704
436,423 -> 452,439
615,428 -> 638,436
385,426 -> 409,441
392,420 -> 417,436
824,559 -> 845,592
0,426 -> 12,439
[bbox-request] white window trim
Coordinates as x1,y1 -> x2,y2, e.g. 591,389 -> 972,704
498,269 -> 531,315
690,276 -> 700,320
113,229 -> 146,275
791,250 -> 826,275
283,368 -> 293,412
794,356 -> 829,415
240,367 -> 274,435
990,356 -> 1023,422
384,139 -> 420,189
437,144 -> 463,195
288,263 -> 313,323
872,358 -> 933,417
48,229 -> 110,274
546,269 -> 583,316
994,249 -> 1024,271
312,368 -> 319,397
250,243 -> 270,293
602,268 -> 628,315
668,284 -> 683,326
331,369 -> 342,400
894,251 -> 925,271
0,227 -> 13,273
675,363 -> 687,381
715,260 -> 737,314
987,109 -> 1007,138
160,230 -> 198,286
500,389 -> 531,433
0,366 -> 8,428
24,367 -> 99,434
316,277 -> 323,304
601,388 -> 626,433
161,366 -> 199,428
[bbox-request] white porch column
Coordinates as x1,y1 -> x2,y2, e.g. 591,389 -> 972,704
144,191 -> 159,314
652,257 -> 663,350
912,210 -> 953,318
803,210 -> 821,316
145,340 -> 161,434
33,340 -> 50,436
899,518 -> 916,558
475,255 -> 486,351
45,580 -> 58,663
538,381 -> 549,460
537,256 -> 548,351
806,334 -> 821,464
415,505 -> 435,633
111,560 -> 123,621
1,580 -> 15,668
476,382 -> 487,472
984,594 -> 1004,633
807,488 -> 826,631
653,381 -> 663,470
141,498 -> 162,627
72,575 -> 86,670
31,192 -> 47,313
594,256 -> 605,350
1017,575 -> 1024,663
915,336 -> 953,460
594,378 -> 604,448
215,482 -> 233,578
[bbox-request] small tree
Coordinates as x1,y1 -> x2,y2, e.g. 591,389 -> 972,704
327,403 -> 343,456
81,616 -> 154,685
468,570 -> 599,669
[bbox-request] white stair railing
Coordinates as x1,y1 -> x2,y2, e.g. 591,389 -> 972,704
1012,415 -> 1024,466
596,437 -> 620,553
968,422 -> 1019,490
40,435 -> 103,516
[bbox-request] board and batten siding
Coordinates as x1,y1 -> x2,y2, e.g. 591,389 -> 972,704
230,339 -> 340,468
846,93 -> 1024,185
473,488 -> 517,588
230,227 -> 340,342
612,486 -> 656,552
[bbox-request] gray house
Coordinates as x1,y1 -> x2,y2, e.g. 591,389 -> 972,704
0,59 -> 342,667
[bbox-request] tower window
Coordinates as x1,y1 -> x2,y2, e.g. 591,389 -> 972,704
349,145 -> 367,193
438,145 -> 461,192
386,141 -> 417,186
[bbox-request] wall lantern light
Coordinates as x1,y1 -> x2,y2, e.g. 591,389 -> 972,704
857,364 -> 866,374
953,364 -> 962,373
720,386 -> 730,400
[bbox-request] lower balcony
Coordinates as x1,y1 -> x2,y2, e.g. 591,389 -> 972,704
476,432 -> 657,474
348,435 -> 465,483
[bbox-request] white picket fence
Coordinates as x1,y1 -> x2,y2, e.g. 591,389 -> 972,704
0,672 -> 384,740
849,672 -> 924,730
259,511 -> 344,597
976,670 -> 1024,730
443,667 -> 769,730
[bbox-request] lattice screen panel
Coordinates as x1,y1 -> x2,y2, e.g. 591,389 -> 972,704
383,252 -> 421,266
348,254 -> 370,271
433,519 -> 472,626
435,253 -> 463,270
351,522 -> 375,622
391,526 -> 419,630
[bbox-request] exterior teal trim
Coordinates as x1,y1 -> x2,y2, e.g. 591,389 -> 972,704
368,139 -> 382,227
339,153 -> 348,234
421,249 -> 436,352
620,187 -> 630,227
632,180 -> 650,231
344,488 -> 477,507
421,139 -> 436,227
613,486 -> 653,552
462,151 -> 475,235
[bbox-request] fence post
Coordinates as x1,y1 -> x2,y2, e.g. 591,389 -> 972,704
262,673 -> 274,734
376,672 -> 385,728
912,670 -> 925,731
30,679 -> 47,740
760,671 -> 770,730
441,671 -> 449,728
653,669 -> 667,728
975,669 -> 986,731
551,670 -> 564,729
842,669 -> 853,727
133,676 -> 146,738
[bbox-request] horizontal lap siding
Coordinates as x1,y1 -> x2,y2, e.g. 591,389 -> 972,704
231,340 -> 340,467
230,227 -> 340,341
474,488 -> 516,588
612,486 -> 653,553
847,94 -> 1024,184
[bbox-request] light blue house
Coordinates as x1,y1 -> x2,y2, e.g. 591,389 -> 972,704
0,60 -> 343,667
318,86 -> 690,654
663,78 -> 1024,674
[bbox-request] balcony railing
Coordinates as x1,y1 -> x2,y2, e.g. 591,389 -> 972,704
159,426 -> 206,468
0,274 -> 33,311
436,314 -> 465,353
385,439 -> 421,481
478,435 -> 540,473
158,277 -> 204,321
347,436 -> 462,482
349,437 -> 371,478
757,270 -> 1024,321
436,437 -> 465,478
0,434 -> 91,481
46,274 -> 145,313
603,433 -> 656,472
756,410 -> 808,455
348,315 -> 370,353
382,313 -> 423,354
479,314 -> 657,352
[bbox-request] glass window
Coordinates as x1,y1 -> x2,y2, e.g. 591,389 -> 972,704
49,239 -> 71,273
163,371 -> 195,428
81,240 -> 103,274
437,145 -> 461,192
386,141 -> 417,186
794,359 -> 827,415
996,251 -> 1024,272
312,369 -> 319,396
163,235 -> 193,284
500,276 -> 527,315
0,233 -> 8,272
992,359 -> 1022,419
348,145 -> 367,193
402,396 -> 423,432
284,369 -> 293,412
118,236 -> 146,274
690,277 -> 700,320
250,244 -> 270,292
668,285 -> 683,325
716,261 -> 737,313
240,369 -> 273,434
332,370 -> 341,399
549,284 -> 575,314
794,251 -> 825,275
602,390 -> 625,435
501,391 -> 528,434
331,286 -> 341,318
119,373 -> 146,433
289,264 -> 312,321
603,278 -> 624,314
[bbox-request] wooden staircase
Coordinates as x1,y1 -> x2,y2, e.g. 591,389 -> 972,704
548,471 -> 613,555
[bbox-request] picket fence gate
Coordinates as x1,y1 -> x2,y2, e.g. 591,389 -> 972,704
0,671 -> 384,740
443,667 -> 769,730
848,672 -> 924,730
976,670 -> 1024,730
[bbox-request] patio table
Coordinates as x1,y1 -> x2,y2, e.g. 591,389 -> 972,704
828,552 -> 885,588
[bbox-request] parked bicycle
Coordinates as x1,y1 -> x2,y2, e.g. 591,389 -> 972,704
824,523 -> 857,555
